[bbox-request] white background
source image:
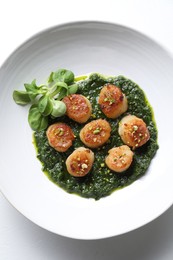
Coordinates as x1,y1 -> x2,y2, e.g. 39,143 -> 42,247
0,0 -> 173,259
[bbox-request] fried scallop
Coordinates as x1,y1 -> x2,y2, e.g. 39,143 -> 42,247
98,84 -> 128,118
66,147 -> 94,177
105,145 -> 134,172
62,94 -> 92,123
118,115 -> 150,149
46,122 -> 75,152
79,119 -> 111,148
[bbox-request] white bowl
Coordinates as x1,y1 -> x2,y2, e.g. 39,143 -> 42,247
0,21 -> 173,240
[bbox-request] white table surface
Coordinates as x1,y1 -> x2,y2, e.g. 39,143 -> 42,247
0,0 -> 173,259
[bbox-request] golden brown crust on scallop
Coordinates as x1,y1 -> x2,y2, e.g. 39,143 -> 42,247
98,84 -> 128,118
46,123 -> 75,152
118,115 -> 150,149
79,119 -> 111,148
66,147 -> 94,177
63,94 -> 92,123
105,145 -> 134,172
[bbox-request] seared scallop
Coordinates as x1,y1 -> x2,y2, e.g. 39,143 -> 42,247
63,94 -> 92,123
118,115 -> 150,149
66,147 -> 94,177
105,145 -> 134,172
80,119 -> 111,148
46,123 -> 75,152
98,84 -> 128,118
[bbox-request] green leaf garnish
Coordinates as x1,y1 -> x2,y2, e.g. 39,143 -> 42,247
68,84 -> 78,95
51,69 -> 74,85
13,90 -> 31,105
28,105 -> 48,131
13,68 -> 78,131
38,96 -> 53,116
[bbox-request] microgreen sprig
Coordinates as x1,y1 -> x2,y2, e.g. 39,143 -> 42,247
13,68 -> 78,131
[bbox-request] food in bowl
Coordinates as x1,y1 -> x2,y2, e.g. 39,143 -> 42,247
13,69 -> 159,200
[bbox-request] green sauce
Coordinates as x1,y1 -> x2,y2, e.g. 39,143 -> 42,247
34,73 -> 158,200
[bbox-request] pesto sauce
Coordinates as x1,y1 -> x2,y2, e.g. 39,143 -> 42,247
34,74 -> 158,200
